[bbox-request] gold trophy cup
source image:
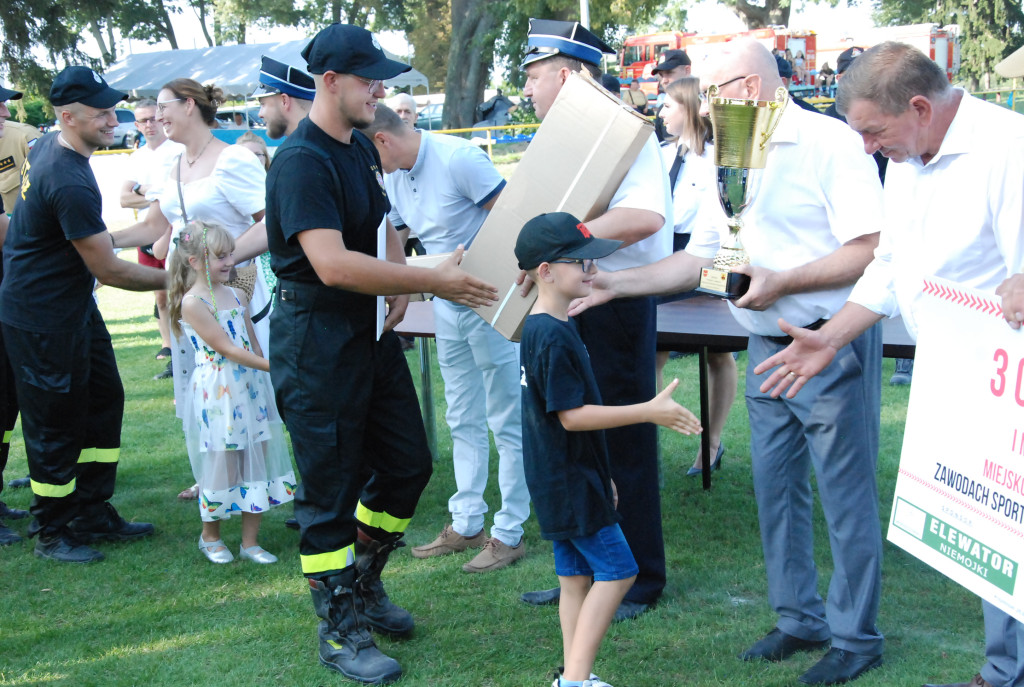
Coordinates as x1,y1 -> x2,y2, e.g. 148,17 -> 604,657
696,85 -> 787,299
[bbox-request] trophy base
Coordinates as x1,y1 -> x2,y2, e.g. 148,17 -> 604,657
696,267 -> 750,300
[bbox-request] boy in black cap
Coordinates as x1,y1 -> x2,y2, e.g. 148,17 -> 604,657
264,22 -> 497,685
516,211 -> 700,687
0,66 -> 167,563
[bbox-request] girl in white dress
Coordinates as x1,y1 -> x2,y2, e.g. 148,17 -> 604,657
167,222 -> 294,564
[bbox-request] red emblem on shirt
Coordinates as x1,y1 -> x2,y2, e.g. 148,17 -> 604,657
576,223 -> 592,238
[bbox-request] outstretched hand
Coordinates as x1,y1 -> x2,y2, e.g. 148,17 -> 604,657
568,270 -> 616,318
432,245 -> 499,308
752,318 -> 837,398
648,379 -> 702,435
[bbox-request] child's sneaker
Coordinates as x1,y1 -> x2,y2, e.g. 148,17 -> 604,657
550,674 -> 614,687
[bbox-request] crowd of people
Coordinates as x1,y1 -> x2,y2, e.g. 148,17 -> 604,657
0,17 -> 1022,687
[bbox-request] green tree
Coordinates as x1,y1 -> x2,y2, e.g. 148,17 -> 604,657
941,0 -> 1024,89
406,0 -> 452,90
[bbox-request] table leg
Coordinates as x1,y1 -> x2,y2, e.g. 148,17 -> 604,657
699,345 -> 712,490
416,338 -> 438,461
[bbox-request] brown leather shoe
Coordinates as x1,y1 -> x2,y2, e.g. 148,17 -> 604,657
410,524 -> 485,559
923,674 -> 992,687
462,537 -> 525,573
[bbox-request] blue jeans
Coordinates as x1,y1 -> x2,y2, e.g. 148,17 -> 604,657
553,523 -> 638,582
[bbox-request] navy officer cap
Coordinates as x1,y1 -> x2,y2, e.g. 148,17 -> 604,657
521,19 -> 615,69
302,23 -> 411,80
49,66 -> 127,108
252,56 -> 315,100
0,84 -> 22,102
836,47 -> 866,74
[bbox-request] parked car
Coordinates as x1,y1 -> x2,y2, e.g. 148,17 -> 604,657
417,102 -> 444,130
110,108 -> 139,149
214,106 -> 264,129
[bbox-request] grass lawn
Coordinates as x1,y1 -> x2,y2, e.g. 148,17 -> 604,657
0,280 -> 986,687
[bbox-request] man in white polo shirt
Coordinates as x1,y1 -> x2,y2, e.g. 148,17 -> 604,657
362,103 -> 528,573
119,98 -> 183,374
570,39 -> 886,682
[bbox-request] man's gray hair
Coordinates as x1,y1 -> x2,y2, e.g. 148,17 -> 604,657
837,41 -> 950,116
136,98 -> 158,109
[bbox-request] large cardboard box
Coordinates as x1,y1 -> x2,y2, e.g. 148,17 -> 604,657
460,71 -> 654,341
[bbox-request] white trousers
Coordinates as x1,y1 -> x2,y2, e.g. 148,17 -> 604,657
433,299 -> 529,545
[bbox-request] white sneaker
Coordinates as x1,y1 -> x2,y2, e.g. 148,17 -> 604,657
550,675 -> 614,687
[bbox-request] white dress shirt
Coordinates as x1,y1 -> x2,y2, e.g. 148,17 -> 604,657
848,92 -> 1024,341
686,101 -> 883,336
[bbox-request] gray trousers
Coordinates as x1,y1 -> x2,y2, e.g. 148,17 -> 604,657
746,324 -> 884,656
982,602 -> 1024,686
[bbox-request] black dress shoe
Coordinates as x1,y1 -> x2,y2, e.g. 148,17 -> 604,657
0,501 -> 28,520
799,648 -> 883,685
521,587 -> 560,606
285,518 -> 300,530
8,476 -> 29,489
613,599 -> 650,622
740,628 -> 830,662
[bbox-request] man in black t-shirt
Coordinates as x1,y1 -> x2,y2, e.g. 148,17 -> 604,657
0,68 -> 167,564
264,23 -> 497,684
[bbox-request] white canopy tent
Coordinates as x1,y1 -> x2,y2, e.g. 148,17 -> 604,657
104,39 -> 429,99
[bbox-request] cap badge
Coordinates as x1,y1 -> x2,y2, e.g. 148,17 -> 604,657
371,35 -> 382,51
92,71 -> 102,83
576,223 -> 592,238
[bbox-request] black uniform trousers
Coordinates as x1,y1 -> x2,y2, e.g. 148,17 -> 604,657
576,295 -> 665,605
270,280 -> 432,578
1,310 -> 123,537
0,320 -> 19,490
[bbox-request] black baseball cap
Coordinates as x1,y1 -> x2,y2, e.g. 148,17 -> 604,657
515,212 -> 622,270
651,49 -> 692,75
302,24 -> 412,80
49,66 -> 127,108
0,84 -> 23,102
252,56 -> 315,100
837,47 -> 866,74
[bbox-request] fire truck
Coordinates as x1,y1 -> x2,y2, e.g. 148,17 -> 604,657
817,24 -> 960,82
619,28 -> 818,99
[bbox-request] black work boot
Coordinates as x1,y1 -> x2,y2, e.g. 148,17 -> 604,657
308,572 -> 402,684
34,531 -> 104,562
0,520 -> 22,546
354,533 -> 414,637
68,503 -> 154,542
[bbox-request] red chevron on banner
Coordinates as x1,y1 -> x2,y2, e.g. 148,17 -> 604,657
922,279 -> 1004,318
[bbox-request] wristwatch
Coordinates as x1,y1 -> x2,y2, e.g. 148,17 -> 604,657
132,182 -> 143,196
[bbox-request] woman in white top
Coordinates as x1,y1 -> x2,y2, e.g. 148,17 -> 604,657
658,76 -> 738,478
112,79 -> 269,420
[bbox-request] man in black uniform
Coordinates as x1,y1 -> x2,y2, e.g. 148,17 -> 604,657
264,23 -> 497,684
0,67 -> 168,563
0,83 -> 30,546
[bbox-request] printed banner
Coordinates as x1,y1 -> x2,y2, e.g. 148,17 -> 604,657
888,278 -> 1024,622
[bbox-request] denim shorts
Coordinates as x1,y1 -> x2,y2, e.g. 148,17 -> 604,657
552,523 -> 638,582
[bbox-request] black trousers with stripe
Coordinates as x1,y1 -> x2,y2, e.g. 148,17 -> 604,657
2,310 -> 123,537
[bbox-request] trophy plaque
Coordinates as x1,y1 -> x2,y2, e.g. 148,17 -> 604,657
696,85 -> 787,299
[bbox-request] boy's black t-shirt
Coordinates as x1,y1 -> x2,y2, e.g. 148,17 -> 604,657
520,312 -> 619,540
0,133 -> 105,332
265,118 -> 390,323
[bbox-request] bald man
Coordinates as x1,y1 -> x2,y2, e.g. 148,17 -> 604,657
570,39 -> 886,685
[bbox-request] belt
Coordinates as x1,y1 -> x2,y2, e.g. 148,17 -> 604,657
762,318 -> 828,346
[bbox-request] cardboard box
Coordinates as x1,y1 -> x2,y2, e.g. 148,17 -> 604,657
460,70 -> 654,341
405,252 -> 453,301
